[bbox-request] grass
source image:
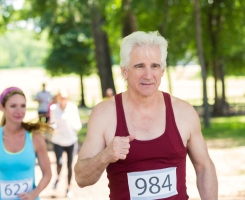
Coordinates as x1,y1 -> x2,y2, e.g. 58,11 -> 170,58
77,107 -> 92,144
202,116 -> 245,148
202,116 -> 245,139
77,106 -> 245,148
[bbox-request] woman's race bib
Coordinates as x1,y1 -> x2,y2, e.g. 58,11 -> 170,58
0,178 -> 33,199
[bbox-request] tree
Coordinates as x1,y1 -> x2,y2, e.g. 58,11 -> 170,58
89,0 -> 116,97
2,0 -> 245,114
194,0 -> 210,127
19,0 -> 96,106
0,30 -> 49,68
121,0 -> 138,37
45,20 -> 94,107
127,0 -> 245,116
201,0 -> 245,115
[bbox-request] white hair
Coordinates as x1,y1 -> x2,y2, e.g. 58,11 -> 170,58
120,31 -> 168,69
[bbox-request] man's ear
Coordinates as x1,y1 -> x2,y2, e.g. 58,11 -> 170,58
161,68 -> 165,77
121,67 -> 128,79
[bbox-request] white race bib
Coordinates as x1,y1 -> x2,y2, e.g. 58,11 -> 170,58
127,167 -> 178,199
0,178 -> 33,199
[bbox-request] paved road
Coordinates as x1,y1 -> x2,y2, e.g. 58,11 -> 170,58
36,146 -> 245,200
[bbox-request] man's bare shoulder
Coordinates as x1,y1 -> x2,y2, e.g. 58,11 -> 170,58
88,97 -> 117,132
169,94 -> 200,128
170,95 -> 197,114
91,97 -> 116,116
83,97 -> 117,153
169,95 -> 201,145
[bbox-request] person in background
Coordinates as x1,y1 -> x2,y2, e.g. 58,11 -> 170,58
103,88 -> 115,101
0,87 -> 52,200
47,95 -> 58,123
74,31 -> 218,200
49,89 -> 82,198
34,83 -> 52,123
105,88 -> 115,99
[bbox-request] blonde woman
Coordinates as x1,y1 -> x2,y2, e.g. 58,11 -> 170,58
50,89 -> 82,198
0,87 -> 52,200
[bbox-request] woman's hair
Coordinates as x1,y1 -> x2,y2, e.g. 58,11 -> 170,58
0,87 -> 52,133
120,31 -> 168,69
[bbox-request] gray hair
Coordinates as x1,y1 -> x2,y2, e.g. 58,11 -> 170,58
120,31 -> 168,69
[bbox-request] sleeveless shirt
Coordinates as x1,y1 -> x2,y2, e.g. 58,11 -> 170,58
0,127 -> 39,200
106,92 -> 188,200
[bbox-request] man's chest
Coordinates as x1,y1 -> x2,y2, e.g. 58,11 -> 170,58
125,112 -> 166,140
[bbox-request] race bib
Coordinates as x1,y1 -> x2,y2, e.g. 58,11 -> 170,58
127,167 -> 177,199
0,178 -> 33,199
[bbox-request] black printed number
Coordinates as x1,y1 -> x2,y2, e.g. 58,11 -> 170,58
162,175 -> 172,191
4,185 -> 12,196
135,178 -> 147,195
13,184 -> 20,195
4,182 -> 29,196
135,174 -> 172,196
149,177 -> 161,194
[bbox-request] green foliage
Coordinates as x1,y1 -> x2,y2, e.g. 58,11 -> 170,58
0,29 -> 50,68
77,107 -> 92,144
21,0 -> 95,77
201,0 -> 245,75
0,0 -> 14,32
202,116 -> 245,140
45,19 -> 94,76
129,0 -> 197,66
103,0 -> 124,64
1,0 -> 245,98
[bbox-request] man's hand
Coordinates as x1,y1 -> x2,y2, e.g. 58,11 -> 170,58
104,135 -> 135,163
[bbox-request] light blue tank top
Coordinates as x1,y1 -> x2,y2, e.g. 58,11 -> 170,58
0,127 -> 40,200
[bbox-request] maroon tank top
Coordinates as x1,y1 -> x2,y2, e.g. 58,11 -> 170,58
106,92 -> 188,200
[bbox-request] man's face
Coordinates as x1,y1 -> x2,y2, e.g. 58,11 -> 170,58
122,46 -> 164,96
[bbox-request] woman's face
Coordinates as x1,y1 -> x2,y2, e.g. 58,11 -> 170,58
2,94 -> 26,124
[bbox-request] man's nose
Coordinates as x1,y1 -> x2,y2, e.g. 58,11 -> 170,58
143,67 -> 153,79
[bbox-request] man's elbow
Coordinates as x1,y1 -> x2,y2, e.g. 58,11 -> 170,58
195,158 -> 216,176
75,175 -> 96,188
75,179 -> 85,188
74,165 -> 88,188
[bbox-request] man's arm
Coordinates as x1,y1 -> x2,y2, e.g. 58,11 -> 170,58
74,100 -> 134,187
187,107 -> 218,200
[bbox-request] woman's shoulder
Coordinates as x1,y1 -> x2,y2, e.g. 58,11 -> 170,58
31,131 -> 47,151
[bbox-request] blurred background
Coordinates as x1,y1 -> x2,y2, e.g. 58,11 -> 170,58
1,1 -> 245,199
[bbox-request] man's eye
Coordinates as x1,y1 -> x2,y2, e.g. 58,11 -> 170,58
152,64 -> 160,68
135,65 -> 143,68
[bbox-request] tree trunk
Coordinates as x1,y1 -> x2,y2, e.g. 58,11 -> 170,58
220,63 -> 228,113
213,62 -> 220,115
212,58 -> 228,116
121,0 -> 138,37
213,61 -> 228,115
207,0 -> 227,116
89,2 -> 116,98
78,74 -> 86,107
194,0 -> 210,127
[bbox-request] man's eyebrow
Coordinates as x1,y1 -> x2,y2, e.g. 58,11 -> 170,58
133,63 -> 144,68
153,63 -> 161,67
